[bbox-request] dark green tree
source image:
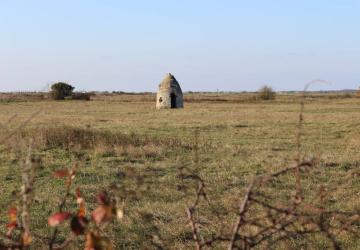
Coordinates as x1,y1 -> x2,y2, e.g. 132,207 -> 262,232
50,82 -> 75,100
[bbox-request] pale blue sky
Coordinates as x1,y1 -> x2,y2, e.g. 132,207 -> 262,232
1,0 -> 359,92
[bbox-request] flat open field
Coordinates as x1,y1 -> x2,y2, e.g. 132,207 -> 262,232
0,93 -> 359,249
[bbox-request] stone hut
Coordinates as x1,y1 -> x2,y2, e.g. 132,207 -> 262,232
156,73 -> 184,109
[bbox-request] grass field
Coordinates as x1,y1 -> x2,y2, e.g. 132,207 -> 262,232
0,93 -> 359,249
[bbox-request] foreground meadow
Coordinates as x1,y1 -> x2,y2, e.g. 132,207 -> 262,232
0,93 -> 359,249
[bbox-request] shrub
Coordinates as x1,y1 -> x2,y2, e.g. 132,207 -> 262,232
258,85 -> 276,100
68,92 -> 92,101
50,82 -> 74,100
343,93 -> 354,98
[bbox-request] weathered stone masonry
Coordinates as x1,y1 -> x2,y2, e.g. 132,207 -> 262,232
156,73 -> 183,109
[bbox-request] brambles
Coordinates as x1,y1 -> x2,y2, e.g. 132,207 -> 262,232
181,158 -> 360,249
47,166 -> 121,249
258,85 -> 276,100
50,82 -> 74,100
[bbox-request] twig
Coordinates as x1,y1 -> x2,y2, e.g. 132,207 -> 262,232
20,142 -> 35,249
49,164 -> 77,250
187,207 -> 202,250
228,179 -> 255,250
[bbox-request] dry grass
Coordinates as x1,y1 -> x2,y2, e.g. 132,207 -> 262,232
11,126 -> 187,150
0,92 -> 359,249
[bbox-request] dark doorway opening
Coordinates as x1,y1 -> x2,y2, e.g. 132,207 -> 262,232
170,93 -> 177,108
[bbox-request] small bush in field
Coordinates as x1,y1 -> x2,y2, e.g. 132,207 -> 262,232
258,85 -> 276,100
69,92 -> 92,101
343,92 -> 353,98
50,82 -> 74,100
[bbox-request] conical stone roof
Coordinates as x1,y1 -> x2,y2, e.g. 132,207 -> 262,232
159,73 -> 182,93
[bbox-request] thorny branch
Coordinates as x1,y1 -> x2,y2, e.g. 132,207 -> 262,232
184,157 -> 359,249
228,179 -> 255,250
